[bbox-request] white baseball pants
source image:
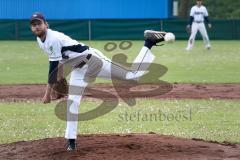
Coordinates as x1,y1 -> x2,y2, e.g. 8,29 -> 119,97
65,46 -> 155,139
186,22 -> 211,50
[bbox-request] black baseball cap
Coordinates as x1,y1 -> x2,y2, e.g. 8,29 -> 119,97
30,12 -> 46,24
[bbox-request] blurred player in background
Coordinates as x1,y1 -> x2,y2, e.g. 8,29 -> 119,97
186,0 -> 211,51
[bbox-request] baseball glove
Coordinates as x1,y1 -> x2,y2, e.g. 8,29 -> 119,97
51,78 -> 68,100
186,25 -> 191,35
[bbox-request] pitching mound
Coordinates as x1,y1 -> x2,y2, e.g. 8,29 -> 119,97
0,134 -> 239,160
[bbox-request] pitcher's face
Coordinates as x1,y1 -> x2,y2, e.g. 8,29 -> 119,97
30,20 -> 48,37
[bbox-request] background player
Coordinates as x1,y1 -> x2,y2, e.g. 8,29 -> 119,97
186,0 -> 212,51
30,13 -> 167,151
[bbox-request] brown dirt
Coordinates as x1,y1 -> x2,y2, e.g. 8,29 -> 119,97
0,134 -> 239,160
1,84 -> 240,159
0,83 -> 240,101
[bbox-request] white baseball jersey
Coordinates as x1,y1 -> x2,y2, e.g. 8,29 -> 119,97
190,5 -> 208,22
37,29 -> 86,62
186,5 -> 211,50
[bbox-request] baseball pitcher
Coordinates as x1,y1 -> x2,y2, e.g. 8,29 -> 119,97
30,12 -> 167,151
186,0 -> 211,51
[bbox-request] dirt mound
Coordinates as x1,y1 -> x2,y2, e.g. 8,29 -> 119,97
0,83 -> 240,101
0,134 -> 239,160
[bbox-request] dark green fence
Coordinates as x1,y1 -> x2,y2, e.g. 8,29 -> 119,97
0,19 -> 239,40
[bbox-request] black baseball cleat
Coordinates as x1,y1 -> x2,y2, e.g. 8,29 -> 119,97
144,30 -> 166,45
66,139 -> 77,151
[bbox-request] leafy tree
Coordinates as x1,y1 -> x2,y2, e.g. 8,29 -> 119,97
179,0 -> 191,18
178,0 -> 240,19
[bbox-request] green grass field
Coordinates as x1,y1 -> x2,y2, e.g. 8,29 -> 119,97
0,40 -> 240,145
0,40 -> 240,84
0,99 -> 239,144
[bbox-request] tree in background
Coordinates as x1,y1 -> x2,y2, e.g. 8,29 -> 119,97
179,0 -> 190,18
178,0 -> 240,19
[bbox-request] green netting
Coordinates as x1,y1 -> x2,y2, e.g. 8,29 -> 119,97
209,20 -> 235,40
162,19 -> 189,40
48,20 -> 89,40
18,20 -> 36,40
0,19 -> 239,40
91,20 -> 162,40
0,20 -> 16,40
236,20 -> 240,40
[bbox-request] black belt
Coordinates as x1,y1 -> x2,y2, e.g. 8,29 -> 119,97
75,54 -> 92,68
194,21 -> 203,23
61,45 -> 89,59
